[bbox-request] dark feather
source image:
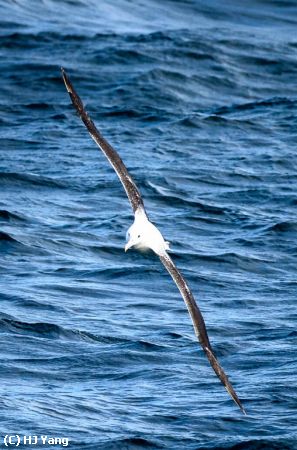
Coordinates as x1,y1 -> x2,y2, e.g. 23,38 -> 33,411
61,68 -> 145,214
159,252 -> 246,414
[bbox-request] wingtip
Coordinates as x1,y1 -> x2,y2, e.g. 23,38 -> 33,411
61,67 -> 71,93
240,404 -> 247,416
234,398 -> 246,415
226,385 -> 247,415
230,390 -> 246,415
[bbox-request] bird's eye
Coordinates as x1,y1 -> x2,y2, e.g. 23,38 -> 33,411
137,235 -> 140,238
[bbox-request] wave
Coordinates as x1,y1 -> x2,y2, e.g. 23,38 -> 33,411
70,437 -> 297,450
0,316 -> 166,350
213,97 -> 296,116
0,231 -> 19,242
0,317 -> 128,344
146,181 -> 228,214
0,209 -> 26,221
264,221 -> 297,234
223,439 -> 296,450
0,172 -> 67,189
97,437 -> 163,450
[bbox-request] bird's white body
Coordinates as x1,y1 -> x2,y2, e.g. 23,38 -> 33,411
125,208 -> 169,256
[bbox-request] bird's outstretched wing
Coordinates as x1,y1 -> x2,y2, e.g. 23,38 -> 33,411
61,68 -> 145,214
159,251 -> 246,414
62,68 -> 245,414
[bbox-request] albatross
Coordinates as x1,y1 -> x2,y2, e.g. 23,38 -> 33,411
61,68 -> 246,415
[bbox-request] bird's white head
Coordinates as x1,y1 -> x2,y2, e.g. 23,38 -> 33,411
125,208 -> 169,256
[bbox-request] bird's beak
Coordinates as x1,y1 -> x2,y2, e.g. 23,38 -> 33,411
125,240 -> 133,252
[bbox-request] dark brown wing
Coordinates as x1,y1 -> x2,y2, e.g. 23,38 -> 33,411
61,68 -> 145,215
159,251 -> 246,414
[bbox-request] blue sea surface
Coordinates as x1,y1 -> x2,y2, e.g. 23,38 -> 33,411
1,0 -> 297,448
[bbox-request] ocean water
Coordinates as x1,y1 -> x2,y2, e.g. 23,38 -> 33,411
1,0 -> 297,448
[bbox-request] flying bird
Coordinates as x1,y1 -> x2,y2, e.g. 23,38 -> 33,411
61,68 -> 246,414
